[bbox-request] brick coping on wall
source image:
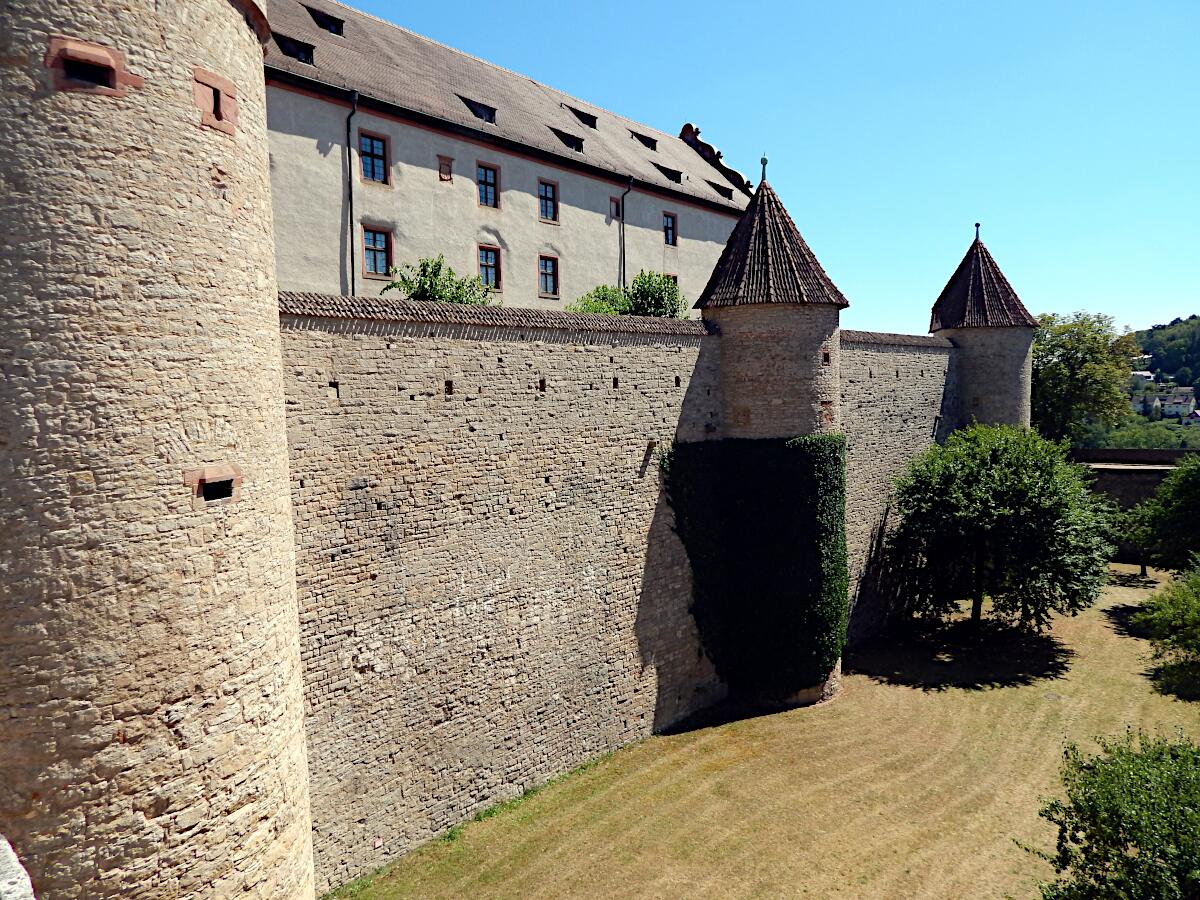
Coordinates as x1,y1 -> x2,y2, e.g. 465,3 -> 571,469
841,329 -> 952,348
279,291 -> 713,337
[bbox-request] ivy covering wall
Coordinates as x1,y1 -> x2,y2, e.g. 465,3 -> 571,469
663,434 -> 849,701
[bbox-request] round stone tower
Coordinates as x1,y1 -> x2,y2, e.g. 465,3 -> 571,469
695,179 -> 850,705
698,181 -> 847,439
0,3 -> 315,898
930,226 -> 1038,430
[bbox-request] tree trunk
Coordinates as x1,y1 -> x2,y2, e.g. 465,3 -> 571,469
1139,557 -> 1148,578
971,592 -> 984,624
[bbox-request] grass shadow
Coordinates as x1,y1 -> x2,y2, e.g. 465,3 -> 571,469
1103,602 -> 1154,640
658,695 -> 798,734
1149,661 -> 1200,702
1109,570 -> 1158,589
844,619 -> 1074,691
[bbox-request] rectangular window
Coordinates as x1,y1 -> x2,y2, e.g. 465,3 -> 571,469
538,180 -> 558,222
363,227 -> 391,276
478,245 -> 501,289
609,197 -> 622,220
305,6 -> 344,34
538,256 -> 559,297
438,155 -> 453,182
274,34 -> 315,65
359,132 -> 388,183
663,212 -> 677,246
477,163 -> 498,207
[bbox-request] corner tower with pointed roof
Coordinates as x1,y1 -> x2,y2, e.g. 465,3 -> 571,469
696,180 -> 849,439
930,226 -> 1037,430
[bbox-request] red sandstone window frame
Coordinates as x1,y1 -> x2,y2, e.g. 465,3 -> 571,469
358,129 -> 391,185
476,162 -> 500,209
537,179 -> 560,224
44,36 -> 143,97
362,226 -> 393,279
438,155 -> 454,182
663,211 -> 678,246
192,67 -> 239,136
538,255 -> 559,298
664,273 -> 678,284
478,244 -> 502,290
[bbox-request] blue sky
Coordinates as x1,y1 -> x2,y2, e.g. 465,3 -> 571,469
350,0 -> 1198,334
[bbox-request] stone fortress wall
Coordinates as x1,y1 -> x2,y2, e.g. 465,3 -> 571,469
0,2 -> 1032,896
277,295 -> 967,889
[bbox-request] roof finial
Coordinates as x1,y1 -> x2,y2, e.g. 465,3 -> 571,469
760,153 -> 768,184
974,222 -> 981,241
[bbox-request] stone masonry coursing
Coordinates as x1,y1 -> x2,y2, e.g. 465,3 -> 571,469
840,331 -> 954,640
0,2 -> 315,897
279,300 -> 977,890
280,306 -> 725,891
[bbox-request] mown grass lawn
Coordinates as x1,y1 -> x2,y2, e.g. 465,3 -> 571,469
330,565 -> 1200,899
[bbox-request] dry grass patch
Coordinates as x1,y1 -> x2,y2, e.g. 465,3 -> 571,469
331,566 -> 1200,899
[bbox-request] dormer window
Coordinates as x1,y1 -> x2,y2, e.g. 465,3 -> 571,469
567,106 -> 597,129
274,33 -> 315,64
460,95 -> 497,124
706,180 -> 734,200
305,7 -> 344,34
549,127 -> 583,153
653,163 -> 682,184
631,130 -> 657,151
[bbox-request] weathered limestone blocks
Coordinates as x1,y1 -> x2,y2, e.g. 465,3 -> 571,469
0,1 -> 314,896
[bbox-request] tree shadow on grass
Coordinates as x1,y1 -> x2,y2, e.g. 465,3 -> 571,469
1109,570 -> 1159,589
1148,661 -> 1200,702
1103,603 -> 1153,640
844,619 -> 1074,691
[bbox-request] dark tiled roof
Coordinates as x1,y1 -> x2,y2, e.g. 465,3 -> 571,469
695,181 -> 849,309
929,238 -> 1037,331
278,291 -> 712,336
841,330 -> 952,348
263,0 -> 749,213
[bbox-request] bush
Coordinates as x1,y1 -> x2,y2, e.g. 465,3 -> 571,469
1142,455 -> 1200,571
1032,730 -> 1200,900
663,435 -> 848,700
566,284 -> 629,315
1133,564 -> 1200,665
565,271 -> 684,318
382,255 -> 495,305
625,270 -> 684,318
889,425 -> 1114,630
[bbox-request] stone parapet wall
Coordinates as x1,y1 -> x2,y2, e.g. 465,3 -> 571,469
281,310 -> 724,891
840,334 -> 954,640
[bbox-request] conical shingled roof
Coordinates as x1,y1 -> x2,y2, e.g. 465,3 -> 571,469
929,235 -> 1037,332
695,181 -> 849,309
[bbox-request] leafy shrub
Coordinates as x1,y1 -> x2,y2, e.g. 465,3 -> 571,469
565,271 -> 684,318
663,435 -> 848,700
382,254 -> 495,305
889,425 -> 1114,630
1141,454 -> 1200,571
1132,564 -> 1200,665
625,270 -> 684,318
1032,730 -> 1200,900
566,284 -> 629,315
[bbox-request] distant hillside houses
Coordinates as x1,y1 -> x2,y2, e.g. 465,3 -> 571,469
1129,383 -> 1195,419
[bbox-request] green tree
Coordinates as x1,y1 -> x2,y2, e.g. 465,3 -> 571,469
1176,365 -> 1194,386
565,284 -> 629,315
382,255 -> 495,305
1032,312 -> 1139,442
1121,502 -> 1156,577
565,271 -> 685,318
1141,454 -> 1200,570
1031,730 -> 1200,900
1132,564 -> 1200,665
888,425 -> 1114,630
625,270 -> 684,318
